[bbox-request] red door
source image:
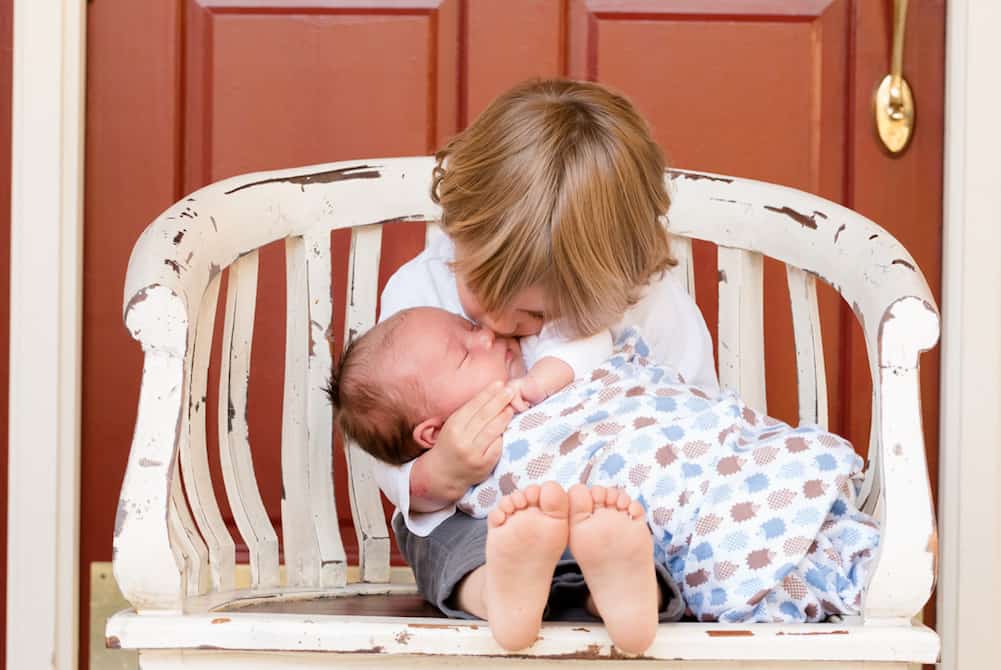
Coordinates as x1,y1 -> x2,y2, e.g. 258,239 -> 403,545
82,0 -> 944,665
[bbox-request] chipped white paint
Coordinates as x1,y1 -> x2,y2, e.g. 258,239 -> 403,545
114,285 -> 187,611
786,267 -> 829,428
716,247 -> 767,412
106,611 -> 939,663
111,159 -> 940,667
668,232 -> 695,297
136,653 -> 918,670
218,250 -> 281,589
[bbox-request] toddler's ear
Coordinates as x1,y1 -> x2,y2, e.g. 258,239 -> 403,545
413,417 -> 444,450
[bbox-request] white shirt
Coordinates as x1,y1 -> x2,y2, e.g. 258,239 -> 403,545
375,232 -> 719,536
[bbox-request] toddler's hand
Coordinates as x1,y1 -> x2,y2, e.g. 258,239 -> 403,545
427,381 -> 514,495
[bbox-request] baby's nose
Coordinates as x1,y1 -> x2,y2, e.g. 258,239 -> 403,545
469,327 -> 495,350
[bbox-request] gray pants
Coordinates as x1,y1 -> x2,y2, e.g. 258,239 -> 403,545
392,510 -> 685,622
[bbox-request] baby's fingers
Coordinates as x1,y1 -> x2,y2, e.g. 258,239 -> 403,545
510,395 -> 531,413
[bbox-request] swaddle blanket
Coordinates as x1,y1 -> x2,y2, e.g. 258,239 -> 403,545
457,330 -> 880,622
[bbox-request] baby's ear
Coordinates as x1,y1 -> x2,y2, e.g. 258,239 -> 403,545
413,418 -> 444,450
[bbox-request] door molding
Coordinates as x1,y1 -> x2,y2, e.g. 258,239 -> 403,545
6,1 -> 85,669
938,1 -> 1001,669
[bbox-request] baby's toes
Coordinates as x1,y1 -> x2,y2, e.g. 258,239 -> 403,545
523,485 -> 541,506
498,496 -> 517,516
601,486 -> 625,510
628,500 -> 645,520
488,507 -> 508,528
590,485 -> 608,507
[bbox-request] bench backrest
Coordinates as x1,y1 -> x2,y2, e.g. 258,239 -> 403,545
114,157 -> 938,622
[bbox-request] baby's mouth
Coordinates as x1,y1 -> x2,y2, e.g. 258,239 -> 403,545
503,339 -> 524,379
505,339 -> 524,377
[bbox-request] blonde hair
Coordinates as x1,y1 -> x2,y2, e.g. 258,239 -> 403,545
432,78 -> 675,336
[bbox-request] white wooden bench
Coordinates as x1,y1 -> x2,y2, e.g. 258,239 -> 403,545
106,157 -> 940,669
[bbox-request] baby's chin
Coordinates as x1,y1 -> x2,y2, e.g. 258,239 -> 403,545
504,343 -> 528,380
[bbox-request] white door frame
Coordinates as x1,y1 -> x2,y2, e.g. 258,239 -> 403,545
937,2 -> 1001,669
6,1 -> 85,669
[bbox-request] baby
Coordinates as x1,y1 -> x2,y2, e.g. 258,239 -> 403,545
332,306 -> 569,466
330,306 -> 665,652
331,306 -> 880,626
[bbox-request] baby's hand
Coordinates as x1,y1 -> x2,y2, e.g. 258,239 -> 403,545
505,376 -> 547,413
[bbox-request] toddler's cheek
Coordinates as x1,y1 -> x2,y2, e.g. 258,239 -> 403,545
455,276 -> 486,321
519,320 -> 543,337
484,314 -> 518,337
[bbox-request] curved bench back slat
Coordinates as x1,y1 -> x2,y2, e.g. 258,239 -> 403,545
281,235 -> 322,586
218,250 -> 282,589
304,231 -> 349,588
716,247 -> 767,412
786,267 -> 829,429
179,273 -> 236,592
343,224 -> 392,584
169,467 -> 209,598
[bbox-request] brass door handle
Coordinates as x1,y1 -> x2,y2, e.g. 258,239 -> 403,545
874,0 -> 915,154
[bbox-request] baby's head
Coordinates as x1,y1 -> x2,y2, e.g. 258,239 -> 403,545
326,307 -> 526,465
433,77 -> 676,338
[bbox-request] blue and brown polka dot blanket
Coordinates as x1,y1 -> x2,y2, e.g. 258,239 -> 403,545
457,330 -> 880,622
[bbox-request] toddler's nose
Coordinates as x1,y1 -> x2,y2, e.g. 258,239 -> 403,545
484,313 -> 517,336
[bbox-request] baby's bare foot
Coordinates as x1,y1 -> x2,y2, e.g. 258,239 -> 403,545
568,484 -> 658,655
485,482 -> 569,651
